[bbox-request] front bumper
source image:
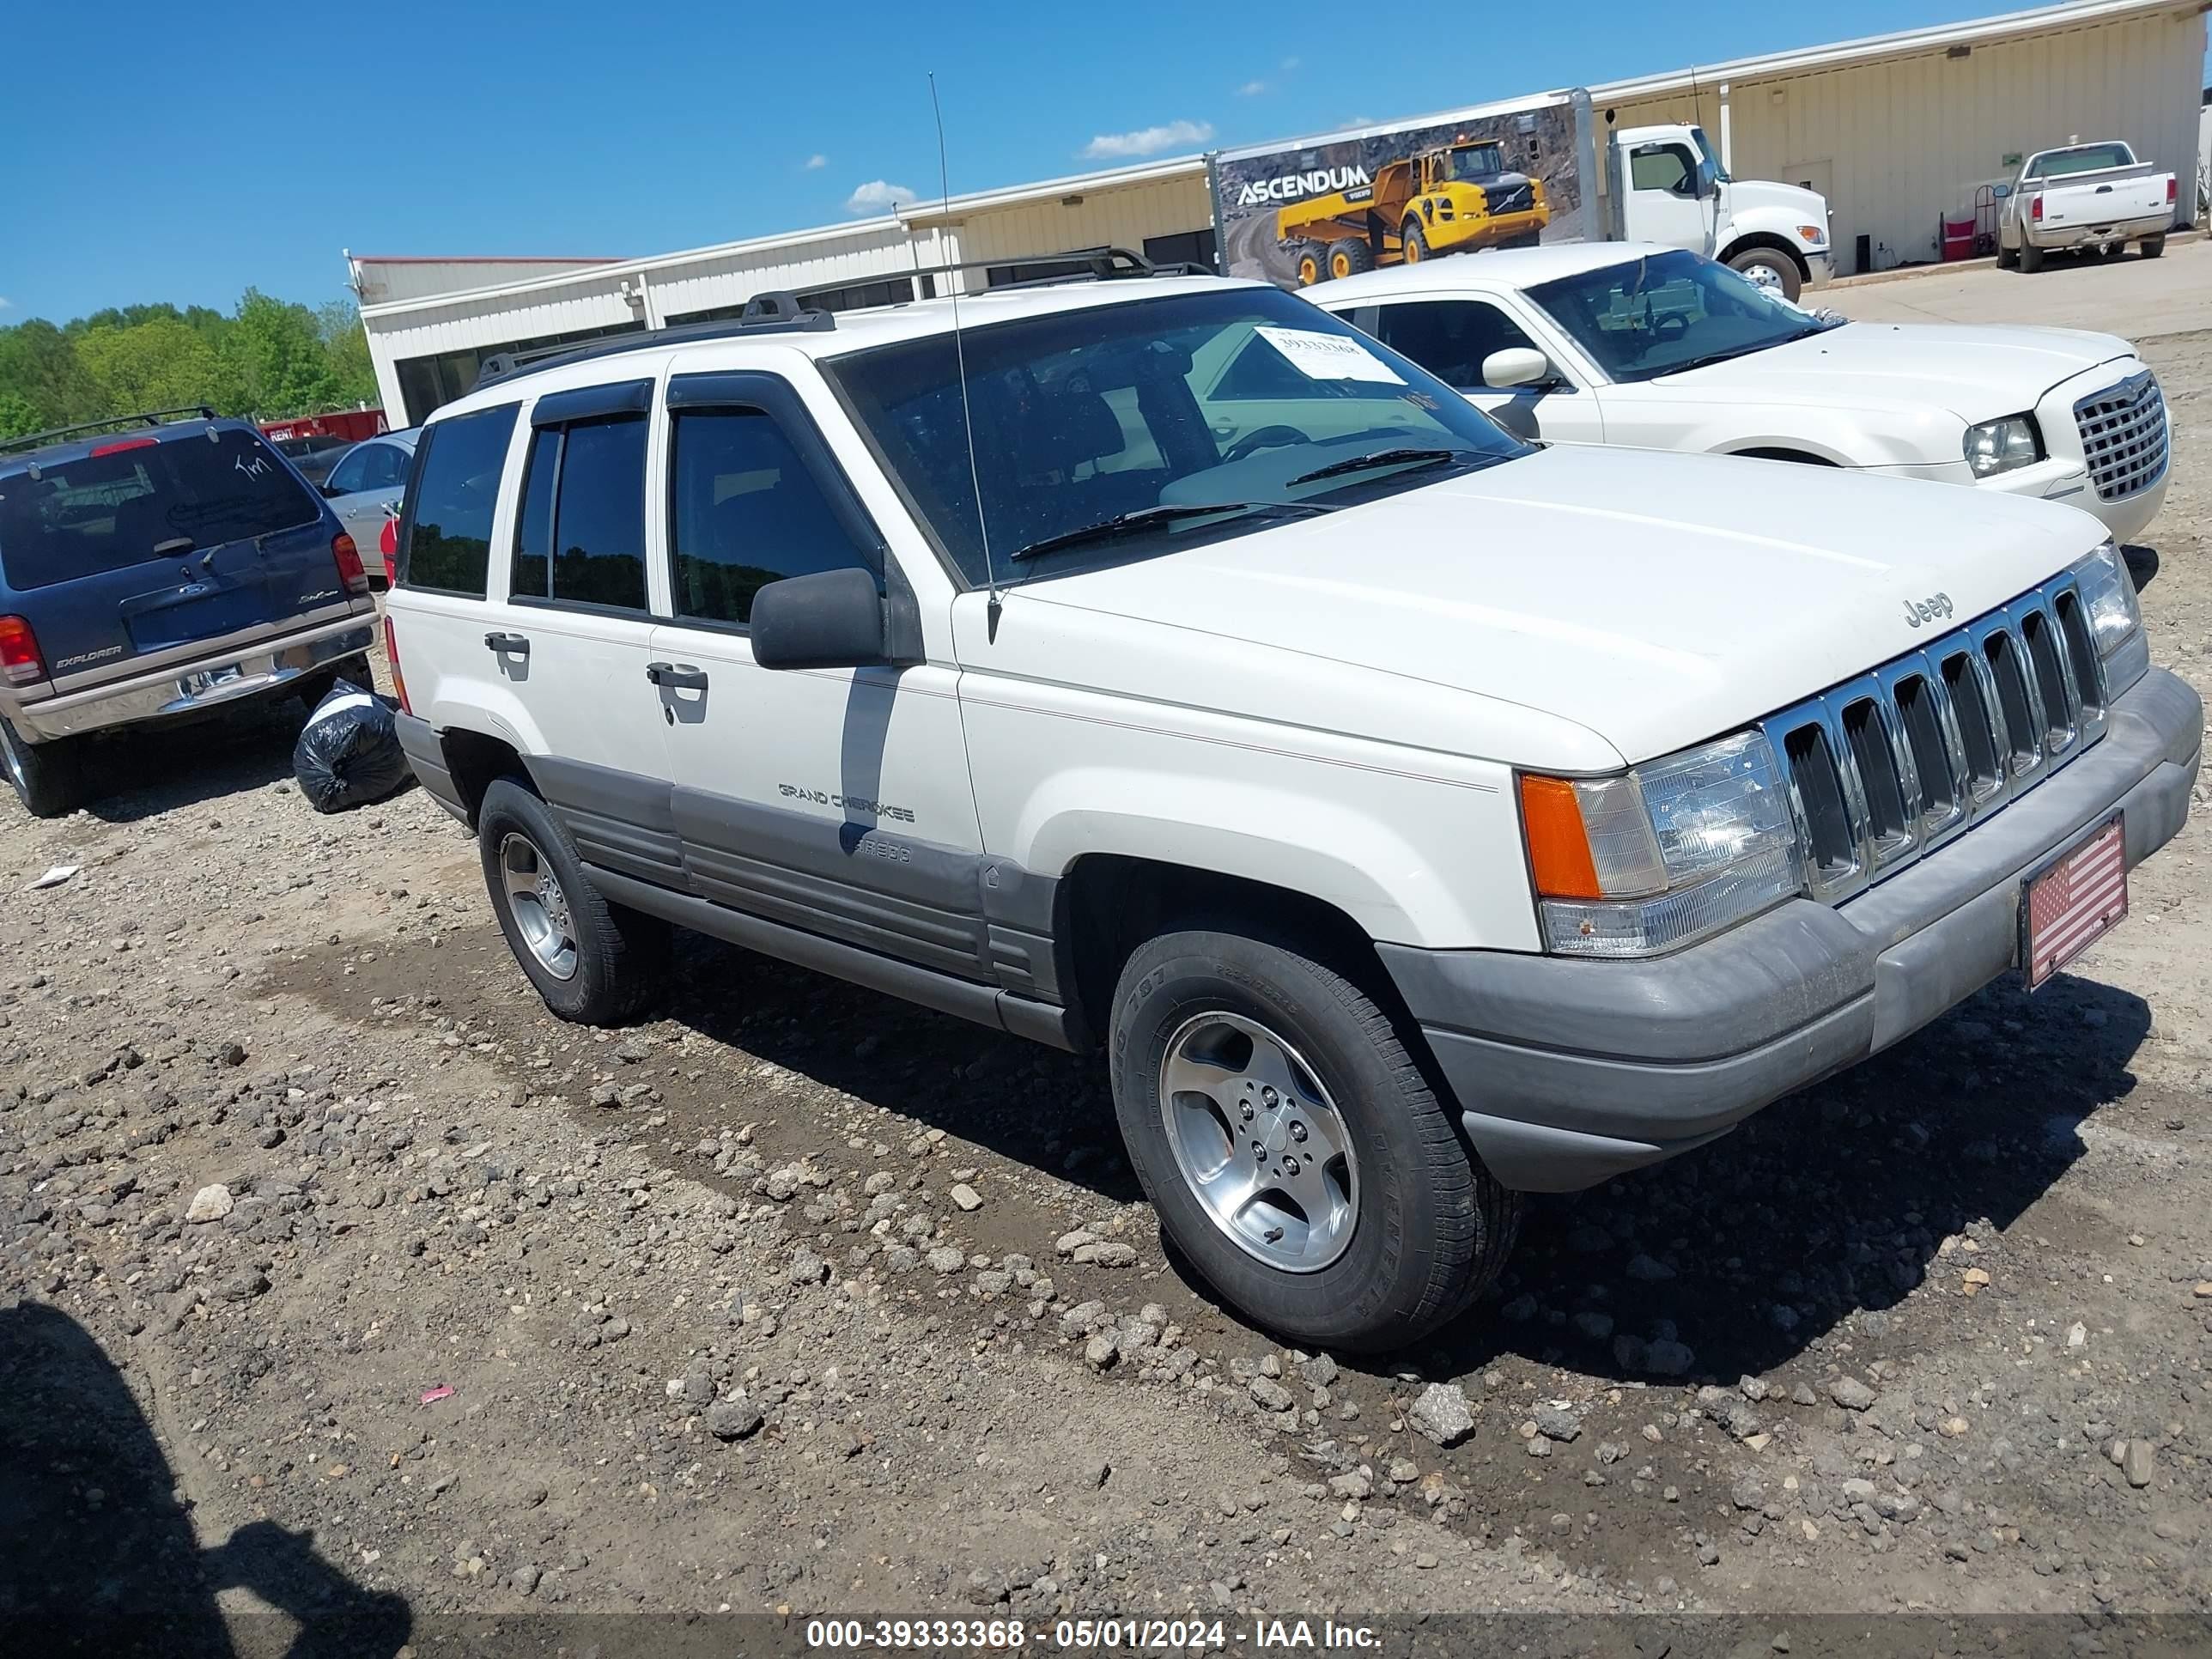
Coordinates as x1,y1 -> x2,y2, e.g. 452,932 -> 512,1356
12,617 -> 375,742
1802,250 -> 1834,289
1382,666 -> 2202,1194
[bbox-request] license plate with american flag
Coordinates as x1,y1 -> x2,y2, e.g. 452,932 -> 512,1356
2021,814 -> 2128,991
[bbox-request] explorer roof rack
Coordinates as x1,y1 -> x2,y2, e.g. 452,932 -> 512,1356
0,404 -> 222,456
470,246 -> 1199,392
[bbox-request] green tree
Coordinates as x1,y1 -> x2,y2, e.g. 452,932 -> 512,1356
0,389 -> 44,441
225,288 -> 341,418
0,318 -> 105,429
76,317 -> 244,416
316,301 -> 380,407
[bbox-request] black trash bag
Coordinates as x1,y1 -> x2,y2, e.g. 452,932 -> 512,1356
292,679 -> 410,813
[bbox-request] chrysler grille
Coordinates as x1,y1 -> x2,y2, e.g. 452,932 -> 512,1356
1759,576 -> 2109,904
2073,372 -> 2167,501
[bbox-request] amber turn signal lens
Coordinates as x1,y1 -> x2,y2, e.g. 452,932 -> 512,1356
1518,775 -> 1604,900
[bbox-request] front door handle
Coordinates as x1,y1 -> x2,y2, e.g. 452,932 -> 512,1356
484,632 -> 529,656
646,661 -> 709,690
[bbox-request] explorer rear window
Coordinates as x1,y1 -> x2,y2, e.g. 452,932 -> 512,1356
0,427 -> 321,592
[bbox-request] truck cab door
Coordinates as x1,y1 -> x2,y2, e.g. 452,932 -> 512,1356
1620,138 -> 1712,255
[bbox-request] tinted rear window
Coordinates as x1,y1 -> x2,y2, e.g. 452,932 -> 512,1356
0,427 -> 321,592
402,404 -> 518,597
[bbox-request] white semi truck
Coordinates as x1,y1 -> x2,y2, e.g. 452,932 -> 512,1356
1208,87 -> 1834,299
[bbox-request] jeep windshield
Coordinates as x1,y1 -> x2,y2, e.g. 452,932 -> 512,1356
825,286 -> 1526,582
1526,248 -> 1838,385
0,426 -> 322,591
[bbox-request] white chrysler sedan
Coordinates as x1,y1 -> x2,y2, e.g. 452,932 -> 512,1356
1309,244 -> 2171,545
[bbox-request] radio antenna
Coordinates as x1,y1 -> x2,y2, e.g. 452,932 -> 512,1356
930,72 -> 1002,636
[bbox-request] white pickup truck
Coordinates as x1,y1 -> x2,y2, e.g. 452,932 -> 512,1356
384,258 -> 2200,1352
1998,140 -> 2177,271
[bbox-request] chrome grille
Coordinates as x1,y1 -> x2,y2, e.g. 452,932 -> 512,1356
2073,371 -> 2167,501
1759,576 -> 2107,905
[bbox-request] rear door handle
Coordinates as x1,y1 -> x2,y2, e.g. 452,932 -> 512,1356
646,661 -> 709,690
484,632 -> 529,655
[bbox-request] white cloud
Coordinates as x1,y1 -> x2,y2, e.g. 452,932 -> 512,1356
0,296 -> 13,311
1236,79 -> 1267,97
1079,118 -> 1214,160
843,179 -> 918,215
803,154 -> 827,170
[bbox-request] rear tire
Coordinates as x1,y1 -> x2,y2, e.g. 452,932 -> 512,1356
477,777 -> 667,1024
1325,238 -> 1375,281
0,715 -> 84,819
1728,246 -> 1802,301
1291,242 -> 1325,287
1108,926 -> 1519,1352
2140,234 -> 2165,259
2020,239 -> 2045,273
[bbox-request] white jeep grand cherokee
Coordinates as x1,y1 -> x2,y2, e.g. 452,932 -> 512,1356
384,258 -> 2200,1353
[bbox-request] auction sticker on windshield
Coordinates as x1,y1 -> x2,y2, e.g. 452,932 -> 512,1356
1254,326 -> 1406,384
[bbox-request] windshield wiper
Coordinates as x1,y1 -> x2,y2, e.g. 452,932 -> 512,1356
1653,342 -> 1784,377
1285,447 -> 1465,488
1007,501 -> 1328,563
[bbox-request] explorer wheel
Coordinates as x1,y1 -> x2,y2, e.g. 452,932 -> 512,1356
1109,927 -> 1519,1352
477,778 -> 666,1024
0,714 -> 84,819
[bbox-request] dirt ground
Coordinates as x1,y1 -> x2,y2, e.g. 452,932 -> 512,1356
3,252 -> 2208,1652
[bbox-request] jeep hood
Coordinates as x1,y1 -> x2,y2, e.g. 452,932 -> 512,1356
1659,321 -> 2137,422
997,444 -> 2107,768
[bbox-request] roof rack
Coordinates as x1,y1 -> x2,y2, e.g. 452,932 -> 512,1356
469,246 -> 1197,393
0,404 -> 221,457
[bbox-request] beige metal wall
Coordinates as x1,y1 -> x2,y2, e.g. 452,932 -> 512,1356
1600,5 -> 2206,271
946,172 -> 1217,265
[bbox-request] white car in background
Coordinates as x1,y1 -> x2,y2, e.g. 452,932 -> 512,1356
1309,244 -> 2172,545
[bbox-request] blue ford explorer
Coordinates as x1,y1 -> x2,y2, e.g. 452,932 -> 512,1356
0,406 -> 378,816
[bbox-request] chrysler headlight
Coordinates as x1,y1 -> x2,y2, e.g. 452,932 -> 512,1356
1964,415 -> 2042,478
1519,732 -> 1803,957
2069,539 -> 2148,696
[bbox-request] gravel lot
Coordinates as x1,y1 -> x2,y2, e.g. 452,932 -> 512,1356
3,251 -> 2207,1648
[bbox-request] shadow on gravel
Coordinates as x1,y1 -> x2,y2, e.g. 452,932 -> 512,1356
0,1300 -> 410,1659
80,702 -> 308,825
660,932 -> 1149,1207
1395,970 -> 2154,1384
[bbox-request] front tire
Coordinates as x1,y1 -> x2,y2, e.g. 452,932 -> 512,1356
477,777 -> 667,1024
0,714 -> 84,819
1108,927 -> 1519,1352
1400,218 -> 1431,265
1728,246 -> 1802,301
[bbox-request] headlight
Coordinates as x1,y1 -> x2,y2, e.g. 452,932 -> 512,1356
2069,539 -> 2148,696
1520,732 -> 1802,957
1796,222 -> 1827,246
1964,415 -> 2042,478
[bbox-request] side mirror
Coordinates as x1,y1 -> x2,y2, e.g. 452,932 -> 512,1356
750,566 -> 889,671
319,481 -> 344,498
1992,183 -> 2013,199
1483,347 -> 1553,390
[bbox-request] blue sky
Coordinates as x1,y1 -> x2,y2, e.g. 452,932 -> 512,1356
0,0 -> 2196,324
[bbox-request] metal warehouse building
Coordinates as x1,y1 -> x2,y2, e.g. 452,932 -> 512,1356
356,0 -> 2205,426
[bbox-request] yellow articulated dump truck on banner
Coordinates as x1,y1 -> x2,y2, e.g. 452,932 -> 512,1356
1274,139 -> 1551,284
